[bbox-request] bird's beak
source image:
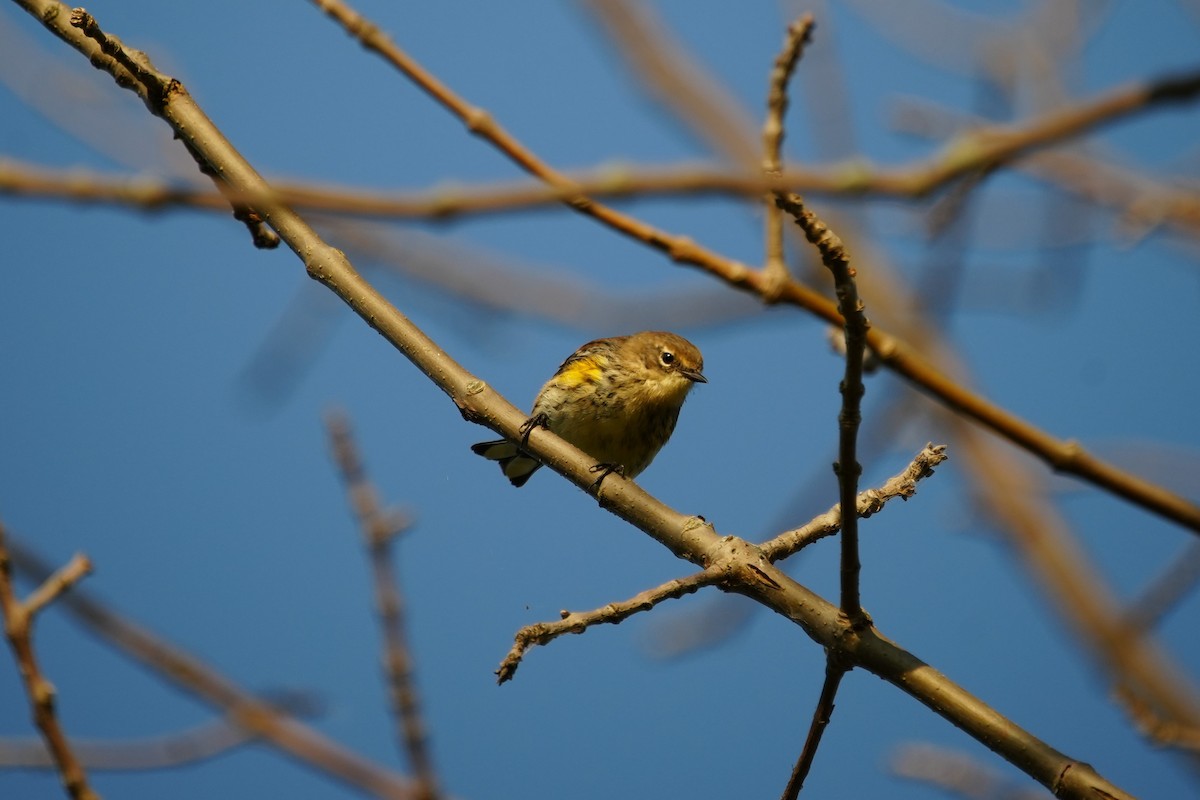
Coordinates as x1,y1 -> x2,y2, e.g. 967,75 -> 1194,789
681,367 -> 707,384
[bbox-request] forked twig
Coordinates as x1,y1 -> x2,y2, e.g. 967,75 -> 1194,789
6,535 -> 421,800
0,521 -> 98,800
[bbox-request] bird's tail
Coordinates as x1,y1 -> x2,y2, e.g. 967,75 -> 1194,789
470,440 -> 542,487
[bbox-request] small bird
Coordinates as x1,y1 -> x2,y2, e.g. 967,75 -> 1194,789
472,331 -> 706,487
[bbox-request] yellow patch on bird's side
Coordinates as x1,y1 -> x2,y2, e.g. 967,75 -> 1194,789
556,355 -> 606,388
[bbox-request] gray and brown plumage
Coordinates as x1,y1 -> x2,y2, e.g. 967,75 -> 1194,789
472,331 -> 706,486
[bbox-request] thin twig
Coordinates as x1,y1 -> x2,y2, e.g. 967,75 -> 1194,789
0,522 -> 99,800
307,0 -> 1200,538
777,193 -> 869,621
762,14 -> 816,293
22,551 -> 93,618
761,443 -> 947,562
780,659 -> 848,800
326,413 -> 440,800
496,566 -> 724,684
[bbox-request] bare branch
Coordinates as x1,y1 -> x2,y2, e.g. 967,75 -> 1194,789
761,443 -> 948,562
777,194 -> 868,620
326,413 -> 441,800
762,14 -> 816,292
22,552 -> 92,619
497,566 -> 724,684
0,522 -> 99,800
780,659 -> 848,800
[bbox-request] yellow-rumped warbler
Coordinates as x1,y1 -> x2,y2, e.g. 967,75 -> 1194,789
472,331 -> 706,487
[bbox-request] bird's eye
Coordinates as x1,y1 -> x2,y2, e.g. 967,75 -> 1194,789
660,351 -> 675,366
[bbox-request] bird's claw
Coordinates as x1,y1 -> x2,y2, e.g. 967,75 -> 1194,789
519,413 -> 550,446
588,462 -> 626,492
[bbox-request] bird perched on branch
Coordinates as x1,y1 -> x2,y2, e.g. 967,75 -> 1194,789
472,331 -> 706,487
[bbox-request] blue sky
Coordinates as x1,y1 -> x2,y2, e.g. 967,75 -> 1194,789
2,2 -> 1199,799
